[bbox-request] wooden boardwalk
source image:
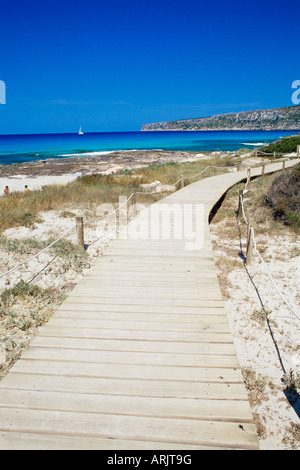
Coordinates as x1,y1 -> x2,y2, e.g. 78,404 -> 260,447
0,160 -> 297,450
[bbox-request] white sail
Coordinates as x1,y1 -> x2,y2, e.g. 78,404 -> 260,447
78,126 -> 84,135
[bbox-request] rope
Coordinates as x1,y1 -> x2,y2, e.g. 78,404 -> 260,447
0,226 -> 75,279
184,166 -> 210,180
27,254 -> 58,284
135,191 -> 164,195
240,194 -> 248,225
86,223 -> 120,248
239,196 -> 300,322
251,228 -> 300,322
252,150 -> 299,157
210,165 -> 232,170
0,193 -> 138,280
83,192 -> 135,224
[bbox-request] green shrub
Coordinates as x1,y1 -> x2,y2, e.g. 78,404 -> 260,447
262,135 -> 300,155
266,165 -> 300,229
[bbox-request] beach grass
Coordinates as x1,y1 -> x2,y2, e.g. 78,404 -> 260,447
0,155 -> 239,232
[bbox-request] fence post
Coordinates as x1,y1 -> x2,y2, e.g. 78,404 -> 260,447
247,217 -> 252,241
76,216 -> 84,249
104,211 -> 109,230
246,226 -> 254,265
180,175 -> 185,189
297,145 -> 300,156
282,160 -> 286,172
274,151 -> 276,158
116,206 -> 119,236
262,163 -> 265,179
132,191 -> 137,217
246,168 -> 251,190
237,189 -> 243,217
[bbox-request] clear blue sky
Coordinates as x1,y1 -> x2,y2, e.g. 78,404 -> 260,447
0,0 -> 299,134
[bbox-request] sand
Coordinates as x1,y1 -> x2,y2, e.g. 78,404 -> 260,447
210,199 -> 300,450
0,174 -> 82,194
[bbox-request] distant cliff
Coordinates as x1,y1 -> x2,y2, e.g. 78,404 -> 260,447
141,105 -> 300,131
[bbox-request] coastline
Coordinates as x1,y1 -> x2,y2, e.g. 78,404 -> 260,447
141,127 -> 300,131
0,149 -> 225,194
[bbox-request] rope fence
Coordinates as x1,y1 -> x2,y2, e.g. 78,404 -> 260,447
251,144 -> 300,158
0,225 -> 75,279
237,173 -> 300,322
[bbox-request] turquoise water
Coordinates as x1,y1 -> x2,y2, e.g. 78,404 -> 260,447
0,130 -> 297,165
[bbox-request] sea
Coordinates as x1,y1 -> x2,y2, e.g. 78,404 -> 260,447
0,130 -> 298,166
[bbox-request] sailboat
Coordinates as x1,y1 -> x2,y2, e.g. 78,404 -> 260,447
78,126 -> 84,135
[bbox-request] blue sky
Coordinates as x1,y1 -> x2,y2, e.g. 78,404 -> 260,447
0,0 -> 299,134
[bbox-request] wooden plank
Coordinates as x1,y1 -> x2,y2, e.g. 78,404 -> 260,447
37,326 -> 232,341
67,288 -> 222,298
57,302 -> 224,312
3,372 -> 247,396
30,335 -> 236,353
66,285 -> 223,295
0,389 -> 255,422
0,432 -> 221,450
53,311 -> 229,323
8,359 -> 243,383
21,347 -> 240,368
80,265 -> 217,274
0,408 -> 259,449
44,318 -> 230,333
64,288 -> 223,302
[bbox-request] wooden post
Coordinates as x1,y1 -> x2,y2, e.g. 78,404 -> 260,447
254,148 -> 258,158
75,216 -> 84,249
246,226 -> 254,265
246,168 -> 251,190
132,191 -> 137,217
297,144 -> 300,156
274,151 -> 276,158
247,217 -> 252,241
282,160 -> 286,172
237,189 -> 243,217
262,163 -> 265,178
116,207 -> 119,236
104,211 -> 108,230
180,175 -> 184,189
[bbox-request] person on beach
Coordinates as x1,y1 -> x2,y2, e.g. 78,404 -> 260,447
3,186 -> 10,196
24,185 -> 30,194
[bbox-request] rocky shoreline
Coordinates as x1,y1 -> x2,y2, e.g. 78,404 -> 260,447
0,150 -> 208,178
141,104 -> 300,132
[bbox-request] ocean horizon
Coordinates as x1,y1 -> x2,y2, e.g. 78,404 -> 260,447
0,130 -> 298,166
